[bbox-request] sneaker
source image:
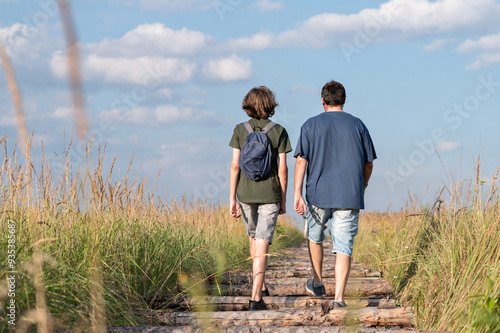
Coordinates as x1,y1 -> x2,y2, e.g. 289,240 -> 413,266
332,300 -> 346,308
305,278 -> 327,297
248,299 -> 267,311
262,288 -> 270,297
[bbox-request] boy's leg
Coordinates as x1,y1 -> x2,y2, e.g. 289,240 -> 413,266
331,209 -> 359,302
251,203 -> 280,301
251,238 -> 269,302
248,236 -> 268,292
240,203 -> 266,292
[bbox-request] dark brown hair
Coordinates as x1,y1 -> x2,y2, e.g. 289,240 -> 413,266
242,86 -> 278,119
321,80 -> 346,106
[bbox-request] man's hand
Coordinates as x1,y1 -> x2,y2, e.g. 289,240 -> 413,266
230,200 -> 241,218
294,195 -> 307,216
279,200 -> 286,215
294,155 -> 308,216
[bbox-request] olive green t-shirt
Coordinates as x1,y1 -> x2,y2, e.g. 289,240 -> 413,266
229,118 -> 292,204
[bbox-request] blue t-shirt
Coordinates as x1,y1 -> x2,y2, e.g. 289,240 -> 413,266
294,111 -> 377,209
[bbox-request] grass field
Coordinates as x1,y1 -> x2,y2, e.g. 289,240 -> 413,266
2,9 -> 499,332
0,140 -> 304,331
354,164 -> 500,333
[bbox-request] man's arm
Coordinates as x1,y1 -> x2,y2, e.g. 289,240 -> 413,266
229,148 -> 241,217
294,155 -> 308,216
363,161 -> 373,194
277,153 -> 288,215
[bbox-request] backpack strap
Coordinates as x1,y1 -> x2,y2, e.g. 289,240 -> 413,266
261,121 -> 277,133
243,121 -> 254,134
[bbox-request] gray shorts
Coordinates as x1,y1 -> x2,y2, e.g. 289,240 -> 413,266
239,202 -> 280,244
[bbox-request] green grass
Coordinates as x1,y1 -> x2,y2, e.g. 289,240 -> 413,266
0,141 -> 304,332
354,171 -> 500,332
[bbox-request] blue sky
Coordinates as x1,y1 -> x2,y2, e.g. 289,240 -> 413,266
1,0 -> 500,215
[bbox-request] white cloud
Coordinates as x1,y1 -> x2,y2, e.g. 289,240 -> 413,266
423,39 -> 453,52
464,53 -> 500,70
436,141 -> 461,152
86,23 -> 212,57
457,33 -> 500,69
0,115 -> 17,127
128,134 -> 141,142
228,0 -> 500,50
155,105 -> 216,123
290,84 -> 318,95
255,0 -> 283,12
0,23 -> 52,61
227,32 -> 275,51
155,88 -> 175,100
201,55 -> 253,82
457,33 -> 500,53
139,0 -> 213,12
51,53 -> 197,85
99,105 -> 217,124
49,107 -> 72,119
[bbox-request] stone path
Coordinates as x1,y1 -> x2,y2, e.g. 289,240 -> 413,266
109,240 -> 453,332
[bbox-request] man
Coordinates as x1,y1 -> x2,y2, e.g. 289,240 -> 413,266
294,80 -> 376,308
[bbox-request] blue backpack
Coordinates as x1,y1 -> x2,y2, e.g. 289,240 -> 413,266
239,121 -> 277,181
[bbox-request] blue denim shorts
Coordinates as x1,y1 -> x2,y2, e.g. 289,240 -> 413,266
240,202 -> 280,244
305,203 -> 359,257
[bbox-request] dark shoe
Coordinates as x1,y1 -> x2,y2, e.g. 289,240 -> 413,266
262,288 -> 270,297
321,300 -> 331,314
332,300 -> 346,308
305,278 -> 327,297
248,299 -> 267,311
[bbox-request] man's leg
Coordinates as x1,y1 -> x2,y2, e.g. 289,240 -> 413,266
331,209 -> 359,303
334,252 -> 351,301
251,239 -> 270,301
308,240 -> 323,284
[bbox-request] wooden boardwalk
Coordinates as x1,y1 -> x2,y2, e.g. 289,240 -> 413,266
110,240 -> 452,332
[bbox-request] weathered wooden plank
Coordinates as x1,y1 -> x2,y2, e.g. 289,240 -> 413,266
268,259 -> 366,268
108,326 -> 453,333
206,278 -> 393,297
156,295 -> 396,311
264,277 -> 382,285
265,267 -> 381,279
157,307 -> 415,327
219,267 -> 381,284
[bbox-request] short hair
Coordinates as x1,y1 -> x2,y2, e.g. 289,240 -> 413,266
321,81 -> 346,106
242,86 -> 278,119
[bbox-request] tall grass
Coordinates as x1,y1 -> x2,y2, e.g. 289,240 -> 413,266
0,139 -> 303,331
354,164 -> 500,333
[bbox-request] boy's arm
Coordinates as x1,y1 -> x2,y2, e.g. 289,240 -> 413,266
277,153 -> 288,215
229,148 -> 241,217
294,155 -> 308,216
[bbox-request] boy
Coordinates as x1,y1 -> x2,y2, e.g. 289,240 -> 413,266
229,86 -> 292,311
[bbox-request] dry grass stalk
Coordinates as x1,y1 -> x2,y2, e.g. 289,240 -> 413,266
0,39 -> 28,154
22,253 -> 57,333
489,165 -> 500,204
57,0 -> 88,139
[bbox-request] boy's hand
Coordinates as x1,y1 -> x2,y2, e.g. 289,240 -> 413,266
279,200 -> 286,215
229,200 -> 241,218
294,195 -> 307,216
